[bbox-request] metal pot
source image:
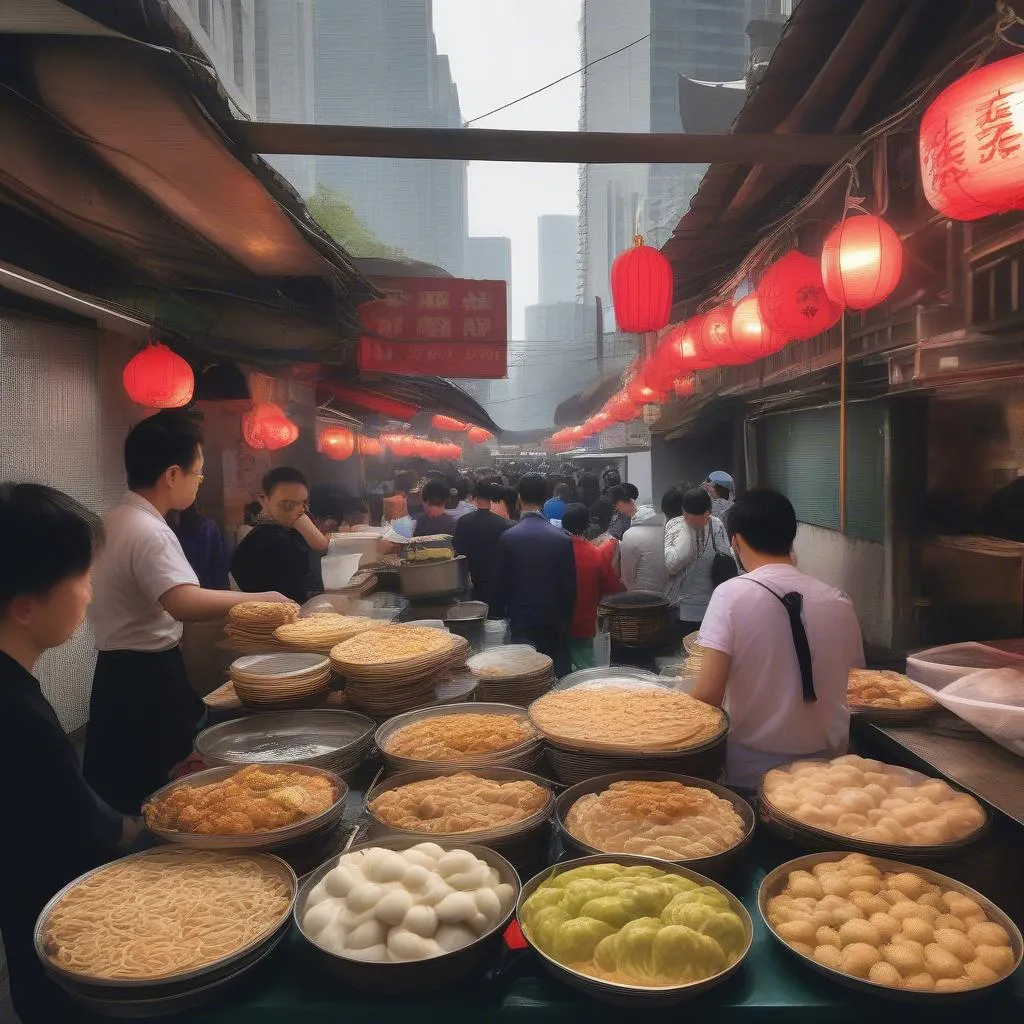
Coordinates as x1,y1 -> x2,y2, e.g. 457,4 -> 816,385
444,600 -> 488,650
398,555 -> 468,598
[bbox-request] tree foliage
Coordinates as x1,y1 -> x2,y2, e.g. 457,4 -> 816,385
306,183 -> 402,258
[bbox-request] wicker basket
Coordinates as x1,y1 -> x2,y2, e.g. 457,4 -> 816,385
598,591 -> 672,648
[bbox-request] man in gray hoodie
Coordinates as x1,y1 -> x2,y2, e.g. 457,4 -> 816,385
619,503 -> 668,593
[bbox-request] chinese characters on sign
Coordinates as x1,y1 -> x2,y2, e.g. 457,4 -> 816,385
358,278 -> 508,377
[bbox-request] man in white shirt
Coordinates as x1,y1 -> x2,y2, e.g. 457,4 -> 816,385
84,411 -> 287,812
693,489 -> 864,792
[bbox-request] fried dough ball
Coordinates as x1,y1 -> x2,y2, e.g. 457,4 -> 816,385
841,942 -> 882,979
868,961 -> 903,988
903,972 -> 936,992
899,917 -> 934,946
819,874 -> 851,898
777,920 -> 817,946
933,927 -> 975,964
935,913 -> 967,933
813,944 -> 843,970
816,925 -> 842,949
974,943 -> 1016,974
869,912 -> 901,943
968,921 -> 1011,948
828,901 -> 864,928
849,892 -> 890,918
787,871 -> 823,900
889,900 -> 939,926
887,872 -> 928,901
917,892 -> 945,912
964,959 -> 999,986
847,874 -> 882,895
838,919 -> 881,948
881,939 -> 925,976
935,978 -> 974,993
923,943 -> 963,980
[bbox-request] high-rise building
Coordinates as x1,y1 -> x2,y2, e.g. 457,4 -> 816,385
579,0 -> 756,314
313,0 -> 467,274
538,215 -> 577,305
464,236 -> 512,336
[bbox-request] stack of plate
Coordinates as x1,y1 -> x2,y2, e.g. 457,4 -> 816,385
467,646 -> 554,706
224,601 -> 301,651
376,702 -> 544,773
229,654 -> 332,708
195,709 -> 375,778
273,614 -> 379,654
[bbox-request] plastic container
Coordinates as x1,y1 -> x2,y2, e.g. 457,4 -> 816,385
320,553 -> 362,591
905,642 -> 1024,688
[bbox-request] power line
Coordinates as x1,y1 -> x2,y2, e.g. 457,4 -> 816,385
464,33 -> 651,126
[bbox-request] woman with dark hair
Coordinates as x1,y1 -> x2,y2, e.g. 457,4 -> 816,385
663,486 -> 733,635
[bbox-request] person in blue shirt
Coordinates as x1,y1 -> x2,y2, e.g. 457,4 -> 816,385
542,482 -> 572,523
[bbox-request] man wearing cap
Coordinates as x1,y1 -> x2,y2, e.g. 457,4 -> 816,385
706,471 -> 735,527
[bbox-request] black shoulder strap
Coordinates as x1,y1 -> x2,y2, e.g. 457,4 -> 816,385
745,578 -> 816,703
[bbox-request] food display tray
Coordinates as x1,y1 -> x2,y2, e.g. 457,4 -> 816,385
758,760 -> 991,861
516,853 -> 753,1006
849,703 -> 937,727
758,852 -> 1023,1003
144,764 -> 348,851
195,709 -> 375,777
374,701 -> 544,774
553,770 -> 754,879
294,836 -> 521,994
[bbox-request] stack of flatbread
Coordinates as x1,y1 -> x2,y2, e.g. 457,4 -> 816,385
273,614 -> 379,654
224,601 -> 300,650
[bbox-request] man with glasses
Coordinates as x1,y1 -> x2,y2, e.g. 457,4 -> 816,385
86,411 -> 289,814
230,466 -> 328,604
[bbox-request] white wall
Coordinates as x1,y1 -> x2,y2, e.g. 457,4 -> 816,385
627,450 -> 653,506
792,523 -> 890,649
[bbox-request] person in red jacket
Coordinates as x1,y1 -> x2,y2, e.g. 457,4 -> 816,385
561,503 -> 624,670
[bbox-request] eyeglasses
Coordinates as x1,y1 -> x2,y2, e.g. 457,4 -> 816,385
277,500 -> 309,513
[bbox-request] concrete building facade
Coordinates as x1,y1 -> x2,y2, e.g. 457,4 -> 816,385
538,214 -> 578,305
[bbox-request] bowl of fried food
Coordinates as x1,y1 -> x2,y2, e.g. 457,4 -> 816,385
144,763 -> 348,850
848,669 -> 937,725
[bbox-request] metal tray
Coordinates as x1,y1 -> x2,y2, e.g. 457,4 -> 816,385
375,701 -> 542,773
195,709 -> 375,773
849,702 -> 937,727
144,764 -> 348,850
758,760 -> 990,861
365,766 -> 555,846
554,771 -> 754,879
552,666 -> 663,690
35,848 -> 296,991
758,852 -> 1024,1002
294,836 -> 521,994
517,853 -> 753,1006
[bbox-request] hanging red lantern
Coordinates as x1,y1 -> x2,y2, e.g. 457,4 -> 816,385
626,369 -> 668,407
731,295 -> 789,361
391,436 -> 417,458
757,250 -> 842,340
674,376 -> 696,399
122,343 -> 194,408
610,234 -> 673,333
920,52 -> 1024,221
700,305 -> 747,365
318,426 -> 355,461
357,435 -> 383,458
591,411 -> 612,432
820,214 -> 903,310
242,402 -> 298,451
606,391 -> 640,423
642,354 -> 679,393
656,317 -> 717,374
445,442 -> 463,460
431,414 -> 467,432
466,426 -> 493,445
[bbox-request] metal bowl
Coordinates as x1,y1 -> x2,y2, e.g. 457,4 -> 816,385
195,709 -> 375,777
294,837 -> 521,994
758,852 -> 1024,1002
144,764 -> 348,850
554,771 -> 754,879
366,770 -> 557,847
35,848 -> 297,992
375,702 -> 543,773
554,666 -> 663,690
758,760 -> 990,860
517,853 -> 753,1006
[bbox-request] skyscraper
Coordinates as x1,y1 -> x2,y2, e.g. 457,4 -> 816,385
313,0 -> 467,274
465,236 -> 512,336
579,0 -> 755,313
538,214 -> 577,305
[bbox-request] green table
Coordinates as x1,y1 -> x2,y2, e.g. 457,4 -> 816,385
181,829 -> 1023,1024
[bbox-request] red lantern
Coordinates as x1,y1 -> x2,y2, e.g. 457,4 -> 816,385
466,426 -> 493,445
390,436 -> 416,458
674,376 -> 696,399
318,426 -> 355,461
122,343 -> 194,408
920,53 -> 1024,221
657,317 -> 717,374
357,435 -> 383,458
243,403 -> 299,451
431,414 -> 467,432
626,369 -> 668,407
591,411 -> 612,432
700,305 -> 747,365
820,215 -> 903,310
757,250 -> 842,340
731,295 -> 789,361
606,391 -> 640,423
610,234 -> 673,333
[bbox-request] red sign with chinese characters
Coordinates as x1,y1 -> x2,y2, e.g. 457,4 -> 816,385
358,337 -> 507,378
357,277 -> 507,378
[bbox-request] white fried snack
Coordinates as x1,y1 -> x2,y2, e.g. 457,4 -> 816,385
565,780 -> 745,859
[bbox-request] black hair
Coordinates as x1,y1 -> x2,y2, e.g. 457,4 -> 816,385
124,410 -> 203,490
727,488 -> 797,555
624,483 -> 639,501
394,471 -> 415,495
561,502 -> 590,536
517,472 -> 547,506
579,472 -> 601,506
341,496 -> 370,524
501,486 -> 519,515
421,479 -> 449,506
0,483 -> 104,614
554,482 -> 573,502
609,484 -> 633,504
661,486 -> 684,520
712,483 -> 731,500
682,487 -> 712,515
454,476 -> 471,501
262,466 -> 308,495
472,478 -> 492,500
602,467 -> 621,487
243,500 -> 262,525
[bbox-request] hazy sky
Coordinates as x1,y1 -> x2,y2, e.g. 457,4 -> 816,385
432,0 -> 581,339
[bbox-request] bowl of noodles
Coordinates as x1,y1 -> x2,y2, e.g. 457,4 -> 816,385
35,848 -> 296,1011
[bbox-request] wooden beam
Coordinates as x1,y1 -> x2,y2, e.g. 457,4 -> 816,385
236,122 -> 861,166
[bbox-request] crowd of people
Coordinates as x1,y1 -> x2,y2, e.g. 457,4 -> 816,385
0,409 -> 866,1023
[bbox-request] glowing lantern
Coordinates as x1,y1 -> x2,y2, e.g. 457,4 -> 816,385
444,442 -> 462,460
122,343 -> 194,408
607,391 -> 640,423
318,426 -> 355,460
656,317 -> 717,374
242,403 -> 298,451
610,234 -> 673,333
431,414 -> 467,432
731,295 -> 789,361
358,435 -> 384,458
757,250 -> 842,340
466,426 -> 493,445
674,376 -> 696,399
700,305 -> 747,365
920,53 -> 1024,221
390,436 -> 417,458
591,411 -> 612,432
626,371 -> 668,407
820,214 -> 903,310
